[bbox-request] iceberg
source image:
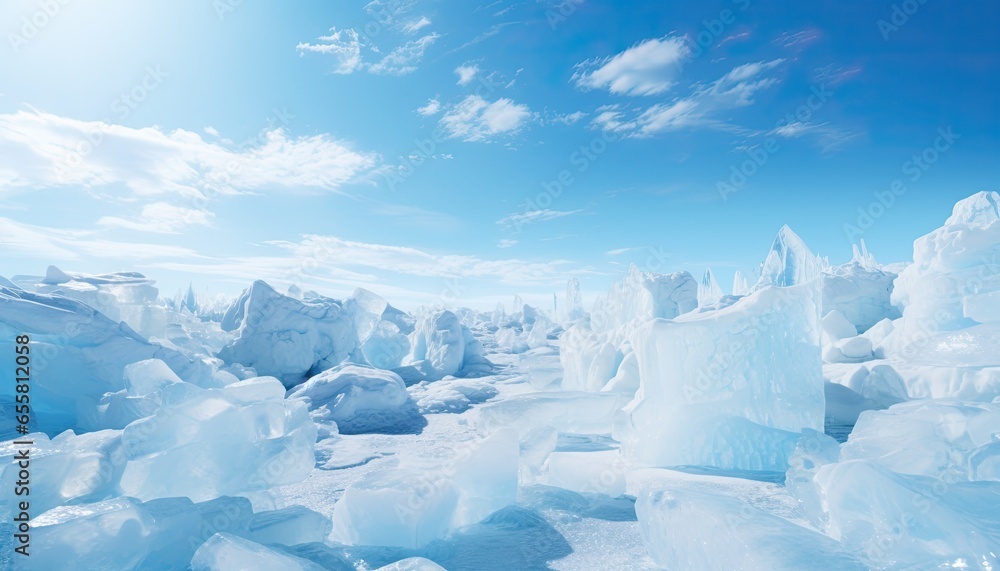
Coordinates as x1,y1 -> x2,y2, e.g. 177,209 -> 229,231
403,309 -> 492,381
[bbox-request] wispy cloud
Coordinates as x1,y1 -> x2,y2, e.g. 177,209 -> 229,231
297,25 -> 439,76
0,217 -> 204,261
589,59 -> 785,136
773,29 -> 821,49
496,208 -> 583,230
497,239 -> 518,248
368,33 -> 441,75
296,28 -> 362,74
402,16 -> 432,34
573,36 -> 691,96
439,95 -> 531,142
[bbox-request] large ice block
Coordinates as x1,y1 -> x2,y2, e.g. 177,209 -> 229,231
619,283 -> 824,470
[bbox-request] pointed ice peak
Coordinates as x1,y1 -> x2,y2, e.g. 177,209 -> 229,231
732,270 -> 749,296
753,225 -> 821,291
564,277 -> 584,321
183,283 -> 199,313
946,190 -> 1000,228
44,265 -> 74,285
697,268 -> 723,307
850,239 -> 881,271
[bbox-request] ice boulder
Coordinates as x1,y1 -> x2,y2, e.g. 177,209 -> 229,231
0,429 -> 126,518
248,505 -> 332,547
892,191 -> 1000,331
822,252 -> 900,333
0,286 -> 212,435
24,495 -> 253,571
840,399 -> 1000,481
636,486 -> 865,570
559,323 -> 626,392
590,265 -> 697,333
330,428 -> 518,548
813,460 -> 1000,568
218,281 -> 360,387
618,283 -> 824,470
402,310 -> 492,381
119,376 -> 316,502
191,533 -> 326,571
288,364 -> 424,434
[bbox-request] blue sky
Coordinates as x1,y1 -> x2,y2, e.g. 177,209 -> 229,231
1,0 -> 997,310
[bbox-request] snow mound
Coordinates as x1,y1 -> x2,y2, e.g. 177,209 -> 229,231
408,377 -> 498,414
288,364 -> 424,434
618,283 -> 824,470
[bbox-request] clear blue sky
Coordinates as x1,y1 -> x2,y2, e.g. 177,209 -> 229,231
1,0 -> 997,309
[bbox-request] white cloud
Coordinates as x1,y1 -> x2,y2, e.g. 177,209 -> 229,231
296,28 -> 363,74
496,208 -> 583,230
402,16 -> 432,34
416,98 -> 442,116
606,247 -> 640,255
98,202 -> 215,234
455,63 -> 480,85
590,59 -> 785,137
0,109 -> 378,199
573,36 -> 691,96
368,33 -> 440,75
439,95 -> 531,142
497,239 -> 518,248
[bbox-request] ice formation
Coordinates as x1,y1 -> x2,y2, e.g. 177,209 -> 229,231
4,191 -> 1000,569
0,287 -> 212,435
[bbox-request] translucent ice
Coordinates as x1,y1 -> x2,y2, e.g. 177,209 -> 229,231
619,283 -> 824,470
330,429 -> 518,548
840,399 -> 1000,481
0,287 -> 211,435
752,225 -> 822,291
635,486 -> 865,570
191,533 -> 326,570
119,376 -> 316,501
248,505 -> 332,546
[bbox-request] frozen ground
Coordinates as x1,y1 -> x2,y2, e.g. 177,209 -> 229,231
2,192 -> 1000,570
